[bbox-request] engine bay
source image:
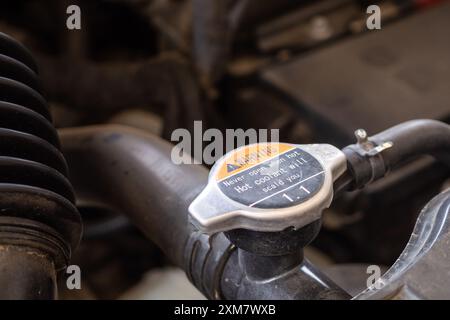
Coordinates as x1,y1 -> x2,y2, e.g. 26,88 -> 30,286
0,0 -> 449,302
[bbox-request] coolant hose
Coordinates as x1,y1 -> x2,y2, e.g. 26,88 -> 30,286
370,119 -> 450,167
59,125 -> 208,267
342,119 -> 450,190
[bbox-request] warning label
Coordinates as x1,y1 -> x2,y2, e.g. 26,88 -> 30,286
216,145 -> 324,209
216,143 -> 294,181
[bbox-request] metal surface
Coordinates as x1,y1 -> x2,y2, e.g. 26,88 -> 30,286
189,143 -> 346,233
0,241 -> 57,300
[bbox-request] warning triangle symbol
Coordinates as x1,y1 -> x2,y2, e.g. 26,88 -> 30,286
227,164 -> 241,173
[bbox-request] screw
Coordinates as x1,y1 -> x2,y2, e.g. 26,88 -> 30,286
354,129 -> 368,144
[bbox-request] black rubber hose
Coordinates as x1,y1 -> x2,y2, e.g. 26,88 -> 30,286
370,119 -> 450,168
59,125 -> 208,267
0,33 -> 38,73
0,32 -> 81,299
341,119 -> 450,191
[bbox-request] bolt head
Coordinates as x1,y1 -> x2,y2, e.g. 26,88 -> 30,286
354,129 -> 368,143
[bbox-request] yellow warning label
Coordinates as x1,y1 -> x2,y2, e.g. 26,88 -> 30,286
215,143 -> 294,181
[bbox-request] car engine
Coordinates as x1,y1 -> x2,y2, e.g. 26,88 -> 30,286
0,0 -> 449,302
